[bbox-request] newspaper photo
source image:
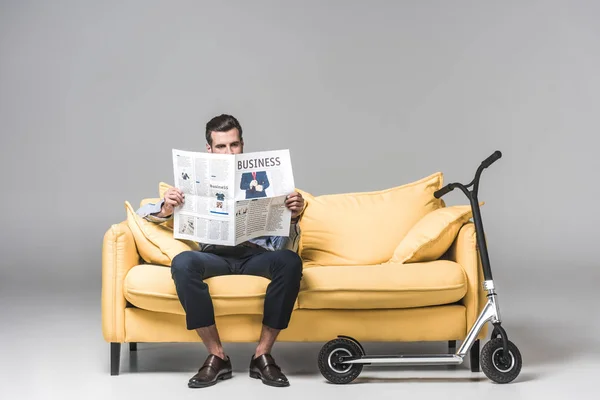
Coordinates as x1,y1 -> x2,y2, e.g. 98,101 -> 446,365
171,148 -> 296,246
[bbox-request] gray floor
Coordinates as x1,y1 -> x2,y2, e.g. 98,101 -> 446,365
1,272 -> 597,400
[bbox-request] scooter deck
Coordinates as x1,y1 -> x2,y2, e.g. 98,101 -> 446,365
342,354 -> 464,366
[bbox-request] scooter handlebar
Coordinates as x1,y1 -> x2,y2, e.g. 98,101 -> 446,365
435,150 -> 502,199
481,150 -> 502,169
434,184 -> 453,199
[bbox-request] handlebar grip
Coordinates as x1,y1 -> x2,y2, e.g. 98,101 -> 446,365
481,150 -> 502,169
434,184 -> 453,199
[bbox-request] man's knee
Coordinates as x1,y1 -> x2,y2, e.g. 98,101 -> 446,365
274,249 -> 303,279
171,251 -> 204,278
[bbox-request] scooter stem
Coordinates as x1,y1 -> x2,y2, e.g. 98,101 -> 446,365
469,192 -> 494,282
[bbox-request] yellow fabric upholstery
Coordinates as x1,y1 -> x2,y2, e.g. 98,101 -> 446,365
159,181 -> 171,198
297,172 -> 444,267
298,260 -> 467,309
102,174 -> 487,354
125,306 -> 467,343
448,222 -> 489,340
390,204 -> 476,264
124,264 -> 299,316
124,201 -> 199,266
124,261 -> 465,316
101,221 -> 140,343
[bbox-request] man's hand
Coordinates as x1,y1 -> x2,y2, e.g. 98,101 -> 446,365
256,184 -> 263,192
157,187 -> 184,218
250,180 -> 258,188
285,191 -> 305,221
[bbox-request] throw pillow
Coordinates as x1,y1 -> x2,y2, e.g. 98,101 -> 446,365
389,203 -> 482,264
159,181 -> 171,199
124,200 -> 199,266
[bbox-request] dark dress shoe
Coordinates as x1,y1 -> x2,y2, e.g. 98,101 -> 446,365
188,354 -> 232,388
249,354 -> 290,387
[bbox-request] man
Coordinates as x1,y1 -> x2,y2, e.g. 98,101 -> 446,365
136,114 -> 305,389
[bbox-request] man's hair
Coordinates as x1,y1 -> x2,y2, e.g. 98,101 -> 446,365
205,114 -> 243,146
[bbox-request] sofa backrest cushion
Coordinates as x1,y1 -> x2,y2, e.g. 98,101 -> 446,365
297,172 -> 444,267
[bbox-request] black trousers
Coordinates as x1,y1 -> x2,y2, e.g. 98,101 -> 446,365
170,246 -> 303,330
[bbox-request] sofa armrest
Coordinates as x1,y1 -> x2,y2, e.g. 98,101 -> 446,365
447,222 -> 488,339
101,221 -> 140,343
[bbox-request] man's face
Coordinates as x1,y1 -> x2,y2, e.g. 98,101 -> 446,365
206,128 -> 244,154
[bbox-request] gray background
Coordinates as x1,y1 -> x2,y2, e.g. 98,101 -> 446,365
1,0 -> 598,289
1,1 -> 598,398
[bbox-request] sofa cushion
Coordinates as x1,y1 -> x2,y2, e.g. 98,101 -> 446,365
123,264 -> 298,316
159,182 -> 171,198
390,204 -> 476,264
297,172 -> 444,267
298,260 -> 467,310
124,201 -> 199,266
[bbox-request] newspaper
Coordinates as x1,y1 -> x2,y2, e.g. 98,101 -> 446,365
171,148 -> 296,246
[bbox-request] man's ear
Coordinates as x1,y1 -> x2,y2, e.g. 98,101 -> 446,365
206,143 -> 212,153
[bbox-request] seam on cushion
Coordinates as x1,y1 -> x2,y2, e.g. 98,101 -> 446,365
302,260 -> 455,268
299,283 -> 466,293
125,288 -> 266,300
402,212 -> 472,262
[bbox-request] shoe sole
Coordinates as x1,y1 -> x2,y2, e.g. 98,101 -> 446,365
249,370 -> 290,387
188,371 -> 232,388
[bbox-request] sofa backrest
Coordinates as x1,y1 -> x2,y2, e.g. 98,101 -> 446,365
297,172 -> 444,267
141,176 -> 444,267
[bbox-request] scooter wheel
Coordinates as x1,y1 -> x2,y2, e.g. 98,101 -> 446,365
480,338 -> 522,384
318,338 -> 363,384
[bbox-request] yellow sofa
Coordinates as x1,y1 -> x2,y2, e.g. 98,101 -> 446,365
102,172 -> 488,375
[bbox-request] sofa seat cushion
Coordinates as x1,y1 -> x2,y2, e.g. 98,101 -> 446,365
124,264 -> 298,316
298,260 -> 467,310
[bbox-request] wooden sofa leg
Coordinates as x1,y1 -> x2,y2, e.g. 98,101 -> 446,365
111,343 -> 121,376
470,339 -> 480,372
448,340 -> 456,353
447,340 -> 457,369
129,342 -> 137,352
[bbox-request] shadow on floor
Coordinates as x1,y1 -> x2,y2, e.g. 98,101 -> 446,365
342,371 -> 538,385
122,317 -> 596,378
497,320 -> 598,368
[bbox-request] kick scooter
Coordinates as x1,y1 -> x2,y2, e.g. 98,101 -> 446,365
317,150 -> 522,384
